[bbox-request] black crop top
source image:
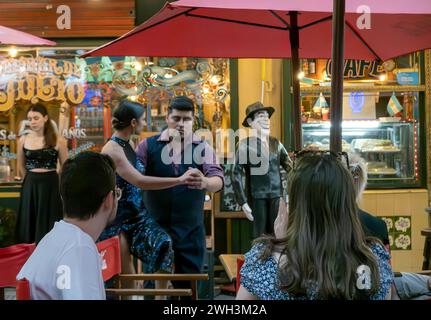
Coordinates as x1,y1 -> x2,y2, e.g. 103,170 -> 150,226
24,147 -> 59,170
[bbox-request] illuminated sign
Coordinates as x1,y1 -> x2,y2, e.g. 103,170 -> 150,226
0,57 -> 85,112
325,59 -> 385,79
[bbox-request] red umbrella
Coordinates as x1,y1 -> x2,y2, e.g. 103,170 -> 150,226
0,25 -> 56,46
82,0 -> 431,149
83,0 -> 431,60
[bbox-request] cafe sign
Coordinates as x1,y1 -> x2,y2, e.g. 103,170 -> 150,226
0,57 -> 85,112
325,59 -> 385,79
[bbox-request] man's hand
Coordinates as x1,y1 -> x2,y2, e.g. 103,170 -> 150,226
179,168 -> 202,184
274,197 -> 289,239
242,203 -> 254,221
185,167 -> 208,190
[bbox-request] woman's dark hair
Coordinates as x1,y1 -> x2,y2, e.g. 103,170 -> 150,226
60,151 -> 116,220
112,100 -> 145,130
27,103 -> 57,147
168,95 -> 195,115
257,153 -> 381,299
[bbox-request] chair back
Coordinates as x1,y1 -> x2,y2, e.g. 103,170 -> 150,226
16,278 -> 30,300
96,236 -> 121,282
0,243 -> 35,287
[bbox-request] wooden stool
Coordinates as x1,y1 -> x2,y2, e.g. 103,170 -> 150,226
422,228 -> 431,270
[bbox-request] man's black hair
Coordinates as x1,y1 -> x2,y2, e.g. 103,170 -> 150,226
60,151 -> 116,220
167,96 -> 195,115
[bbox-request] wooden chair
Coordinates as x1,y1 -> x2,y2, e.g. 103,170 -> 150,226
15,278 -> 30,300
0,243 -> 35,300
219,254 -> 245,294
97,237 -> 209,299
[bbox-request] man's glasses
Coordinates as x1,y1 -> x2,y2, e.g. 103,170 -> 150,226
292,150 -> 350,169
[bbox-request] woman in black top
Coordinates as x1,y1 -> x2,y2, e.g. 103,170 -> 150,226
16,103 -> 68,244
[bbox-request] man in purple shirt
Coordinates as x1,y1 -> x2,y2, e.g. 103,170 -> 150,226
136,96 -> 224,291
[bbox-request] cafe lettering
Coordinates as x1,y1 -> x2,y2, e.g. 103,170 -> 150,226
0,57 -> 85,111
325,59 -> 385,79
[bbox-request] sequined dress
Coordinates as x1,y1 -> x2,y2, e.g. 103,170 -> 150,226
98,136 -> 173,273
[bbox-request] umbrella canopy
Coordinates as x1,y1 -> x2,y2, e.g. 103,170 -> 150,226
82,0 -> 431,60
82,0 -> 431,150
0,25 -> 56,46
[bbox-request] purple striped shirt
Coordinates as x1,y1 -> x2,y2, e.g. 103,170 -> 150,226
135,130 -> 224,186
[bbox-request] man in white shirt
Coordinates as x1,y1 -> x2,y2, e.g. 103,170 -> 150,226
18,151 -> 119,300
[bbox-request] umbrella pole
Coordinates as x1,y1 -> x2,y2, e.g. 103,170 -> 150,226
330,0 -> 345,153
289,11 -> 302,151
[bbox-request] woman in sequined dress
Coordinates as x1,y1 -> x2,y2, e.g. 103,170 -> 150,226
99,100 -> 197,289
16,103 -> 69,244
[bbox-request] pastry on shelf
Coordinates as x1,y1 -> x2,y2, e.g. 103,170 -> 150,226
366,161 -> 398,175
304,139 -> 352,152
352,139 -> 400,152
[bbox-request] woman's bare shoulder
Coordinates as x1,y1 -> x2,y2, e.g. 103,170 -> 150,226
102,140 -> 115,153
102,140 -> 124,160
18,135 -> 26,145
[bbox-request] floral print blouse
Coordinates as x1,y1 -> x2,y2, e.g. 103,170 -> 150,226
240,242 -> 393,300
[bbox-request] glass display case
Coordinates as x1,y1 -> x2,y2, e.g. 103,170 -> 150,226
299,53 -> 424,188
302,119 -> 420,188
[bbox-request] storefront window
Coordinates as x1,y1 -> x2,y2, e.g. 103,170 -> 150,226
0,48 -> 231,180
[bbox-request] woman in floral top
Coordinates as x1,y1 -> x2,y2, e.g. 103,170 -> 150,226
237,152 -> 393,300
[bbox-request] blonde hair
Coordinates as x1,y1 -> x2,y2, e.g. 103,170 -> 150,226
348,153 -> 367,202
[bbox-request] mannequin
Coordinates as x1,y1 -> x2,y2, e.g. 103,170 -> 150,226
231,101 -> 292,238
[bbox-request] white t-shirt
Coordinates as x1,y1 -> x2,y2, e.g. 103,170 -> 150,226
17,220 -> 106,300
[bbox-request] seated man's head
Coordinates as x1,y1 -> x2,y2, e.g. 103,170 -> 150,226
60,151 -> 118,228
166,96 -> 194,140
